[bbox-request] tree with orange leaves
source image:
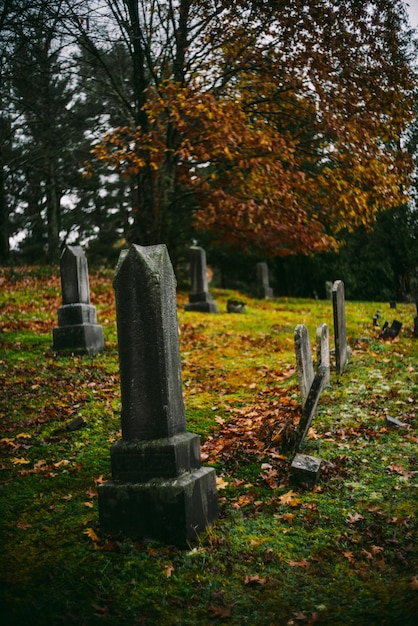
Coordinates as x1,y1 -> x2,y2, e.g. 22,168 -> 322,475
82,0 -> 415,259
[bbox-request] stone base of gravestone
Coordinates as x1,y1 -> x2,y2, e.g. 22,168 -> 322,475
185,292 -> 218,313
290,453 -> 321,489
53,303 -> 104,355
98,466 -> 218,547
414,316 -> 418,338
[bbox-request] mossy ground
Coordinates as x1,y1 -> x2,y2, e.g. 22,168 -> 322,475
0,267 -> 417,625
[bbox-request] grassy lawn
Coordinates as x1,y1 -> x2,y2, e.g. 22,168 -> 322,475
0,266 -> 417,625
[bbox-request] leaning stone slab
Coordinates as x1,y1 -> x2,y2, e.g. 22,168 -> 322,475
294,324 -> 314,408
316,323 -> 330,386
98,244 -> 218,547
184,246 -> 218,313
290,453 -> 321,490
332,280 -> 348,374
385,415 -> 408,428
380,320 -> 402,339
52,246 -> 104,355
297,365 -> 328,446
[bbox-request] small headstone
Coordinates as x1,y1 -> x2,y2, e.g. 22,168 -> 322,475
98,244 -> 218,547
380,320 -> 402,339
66,415 -> 85,431
184,247 -> 218,312
385,415 -> 407,428
297,366 -> 328,446
316,323 -> 330,386
52,246 -> 104,355
290,453 -> 321,489
373,310 -> 381,327
294,324 -> 314,408
325,281 -> 333,300
227,299 -> 246,313
256,262 -> 273,299
332,280 -> 348,374
390,301 -> 397,309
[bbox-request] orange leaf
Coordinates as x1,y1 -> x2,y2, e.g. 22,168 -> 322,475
163,563 -> 174,578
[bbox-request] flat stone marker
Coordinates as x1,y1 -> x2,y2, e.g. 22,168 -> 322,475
290,453 -> 321,489
52,245 -> 104,355
184,246 -> 218,312
294,324 -> 314,408
385,415 -> 408,428
316,323 -> 330,386
98,244 -> 218,547
256,262 -> 273,299
332,280 -> 348,374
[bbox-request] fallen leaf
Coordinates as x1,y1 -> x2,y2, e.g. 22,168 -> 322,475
208,604 -> 232,618
216,476 -> 229,490
244,574 -> 267,585
279,490 -> 301,507
11,457 -> 30,465
343,551 -> 355,562
163,563 -> 174,578
410,575 -> 418,590
84,527 -> 101,543
346,512 -> 364,524
288,557 -> 310,568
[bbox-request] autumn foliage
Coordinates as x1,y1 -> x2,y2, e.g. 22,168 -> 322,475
90,0 -> 416,256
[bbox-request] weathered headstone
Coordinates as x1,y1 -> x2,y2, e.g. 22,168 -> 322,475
325,281 -> 333,300
226,299 -> 246,313
52,246 -> 104,355
297,365 -> 328,445
332,280 -> 348,374
380,320 -> 402,339
294,324 -> 314,408
385,415 -> 407,428
184,246 -> 218,312
98,244 -> 218,547
316,323 -> 330,386
256,262 -> 273,299
290,453 -> 321,489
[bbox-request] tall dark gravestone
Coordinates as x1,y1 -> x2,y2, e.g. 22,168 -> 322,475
256,262 -> 273,299
52,246 -> 104,355
332,279 -> 348,374
184,246 -> 218,312
98,244 -> 218,546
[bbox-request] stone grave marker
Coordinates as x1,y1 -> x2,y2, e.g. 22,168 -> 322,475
294,324 -> 314,408
316,323 -> 330,386
380,320 -> 402,339
256,262 -> 273,299
332,279 -> 348,374
325,281 -> 333,300
52,245 -> 104,355
98,244 -> 218,547
184,246 -> 218,312
290,453 -> 321,489
296,365 -> 328,446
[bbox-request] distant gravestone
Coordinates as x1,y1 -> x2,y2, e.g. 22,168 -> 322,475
256,262 -> 273,299
332,280 -> 348,374
316,323 -> 330,386
294,324 -> 314,408
52,246 -> 104,355
325,281 -> 333,300
380,320 -> 402,339
98,244 -> 218,547
184,247 -> 218,312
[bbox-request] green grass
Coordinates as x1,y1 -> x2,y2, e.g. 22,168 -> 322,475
0,266 -> 417,625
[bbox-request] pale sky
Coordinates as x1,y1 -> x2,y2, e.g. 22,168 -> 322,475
407,0 -> 418,28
